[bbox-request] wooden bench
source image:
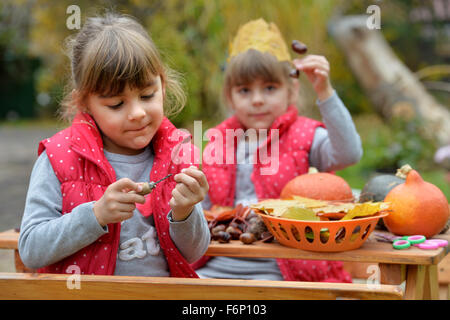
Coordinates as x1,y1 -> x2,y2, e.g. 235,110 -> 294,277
0,229 -> 404,300
0,272 -> 403,300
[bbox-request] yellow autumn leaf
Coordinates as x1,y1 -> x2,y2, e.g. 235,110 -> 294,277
251,199 -> 307,217
291,196 -> 329,208
281,207 -> 320,221
341,202 -> 390,220
313,203 -> 356,214
252,198 -> 389,221
228,18 -> 291,62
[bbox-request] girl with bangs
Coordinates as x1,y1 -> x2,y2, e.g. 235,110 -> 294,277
194,19 -> 362,283
19,12 -> 210,277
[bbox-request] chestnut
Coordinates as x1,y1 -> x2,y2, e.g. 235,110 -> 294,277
217,231 -> 231,243
240,232 -> 256,244
226,226 -> 242,240
291,40 -> 308,54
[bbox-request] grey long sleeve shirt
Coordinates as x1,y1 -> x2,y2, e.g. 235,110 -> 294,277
19,146 -> 210,276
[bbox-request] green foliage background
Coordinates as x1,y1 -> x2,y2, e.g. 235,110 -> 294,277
25,0 -> 349,129
1,0 -> 449,198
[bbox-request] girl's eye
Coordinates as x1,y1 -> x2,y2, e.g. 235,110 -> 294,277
238,87 -> 250,94
265,85 -> 277,91
141,93 -> 155,100
107,101 -> 123,109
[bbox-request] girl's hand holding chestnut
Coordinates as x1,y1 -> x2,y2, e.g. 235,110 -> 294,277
93,178 -> 146,227
170,166 -> 209,221
293,55 -> 334,102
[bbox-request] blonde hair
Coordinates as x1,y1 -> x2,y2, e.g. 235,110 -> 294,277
223,49 -> 293,103
60,12 -> 186,121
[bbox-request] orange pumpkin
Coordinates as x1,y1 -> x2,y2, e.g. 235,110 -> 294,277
280,168 -> 354,201
383,165 -> 450,237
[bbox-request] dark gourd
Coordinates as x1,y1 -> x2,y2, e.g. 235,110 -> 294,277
359,174 -> 405,203
359,174 -> 405,229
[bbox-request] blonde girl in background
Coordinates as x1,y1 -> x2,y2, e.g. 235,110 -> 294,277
19,12 -> 210,277
194,19 -> 362,282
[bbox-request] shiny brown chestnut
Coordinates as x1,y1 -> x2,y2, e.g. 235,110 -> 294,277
240,232 -> 256,244
217,231 -> 231,243
289,40 -> 308,78
292,40 -> 308,54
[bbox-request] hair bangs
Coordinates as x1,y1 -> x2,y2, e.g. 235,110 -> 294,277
226,49 -> 289,87
61,12 -> 186,121
80,28 -> 161,98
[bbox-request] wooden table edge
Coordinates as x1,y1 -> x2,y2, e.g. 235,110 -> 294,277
206,240 -> 447,265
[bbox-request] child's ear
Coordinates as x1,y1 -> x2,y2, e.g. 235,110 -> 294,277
288,78 -> 300,106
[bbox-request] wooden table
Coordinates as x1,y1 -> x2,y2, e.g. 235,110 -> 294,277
1,229 -> 448,299
206,231 -> 449,300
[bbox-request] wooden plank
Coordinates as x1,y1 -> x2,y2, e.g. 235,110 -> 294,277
0,229 -> 19,250
404,265 -> 426,300
206,240 -> 446,265
0,272 -> 403,300
423,265 -> 440,300
438,254 -> 450,284
379,263 -> 406,285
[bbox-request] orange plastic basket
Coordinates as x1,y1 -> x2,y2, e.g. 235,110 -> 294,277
257,212 -> 389,252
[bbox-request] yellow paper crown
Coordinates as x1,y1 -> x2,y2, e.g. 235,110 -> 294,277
228,18 -> 291,62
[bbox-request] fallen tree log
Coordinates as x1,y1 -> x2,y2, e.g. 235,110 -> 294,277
329,15 -> 450,146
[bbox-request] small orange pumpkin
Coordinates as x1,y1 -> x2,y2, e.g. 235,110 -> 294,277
383,165 -> 450,237
280,168 -> 354,201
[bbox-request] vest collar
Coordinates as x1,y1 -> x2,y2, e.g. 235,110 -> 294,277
214,105 -> 298,156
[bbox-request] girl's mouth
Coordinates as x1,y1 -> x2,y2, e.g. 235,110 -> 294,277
250,112 -> 270,118
128,124 -> 149,132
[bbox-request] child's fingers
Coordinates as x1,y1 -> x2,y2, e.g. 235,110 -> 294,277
116,192 -> 146,204
108,202 -> 136,213
171,176 -> 206,206
111,178 -> 143,194
294,56 -> 329,72
171,187 -> 192,208
179,166 -> 209,188
174,173 -> 201,194
116,211 -> 134,221
103,179 -> 145,204
294,55 -> 329,66
295,61 -> 329,74
314,69 -> 329,79
173,183 -> 194,199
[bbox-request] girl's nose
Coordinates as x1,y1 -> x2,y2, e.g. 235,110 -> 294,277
251,90 -> 264,107
128,102 -> 146,120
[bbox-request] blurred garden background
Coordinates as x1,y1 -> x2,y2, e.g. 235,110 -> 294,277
1,0 -> 449,238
